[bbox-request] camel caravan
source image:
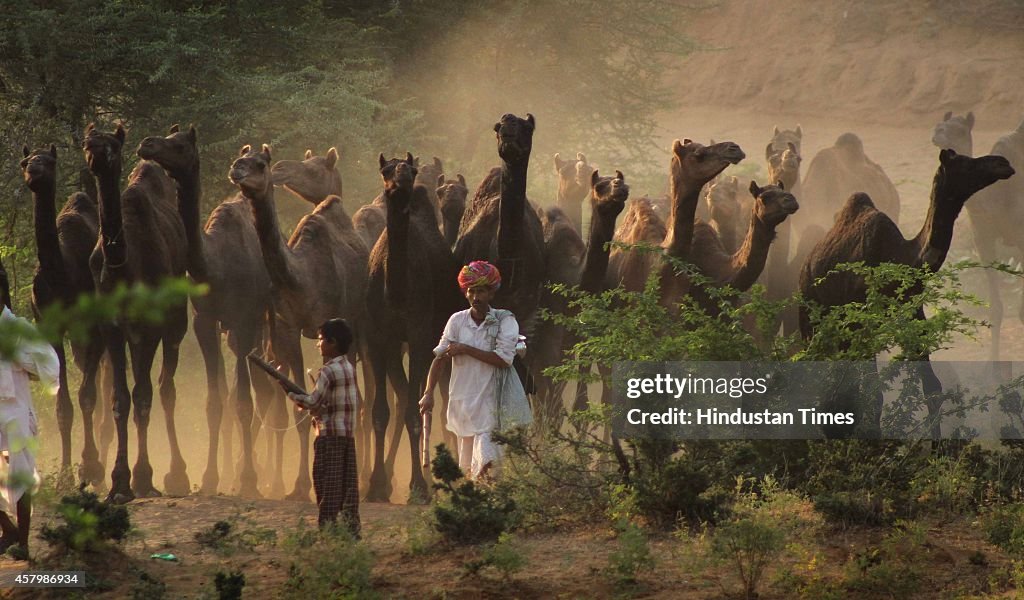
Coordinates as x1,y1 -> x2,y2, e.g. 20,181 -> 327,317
9,109 -> 1018,505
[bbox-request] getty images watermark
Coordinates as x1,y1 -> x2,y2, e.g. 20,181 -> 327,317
610,361 -> 1024,440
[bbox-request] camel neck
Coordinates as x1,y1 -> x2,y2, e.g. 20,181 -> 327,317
247,184 -> 296,289
31,180 -> 68,284
580,208 -> 617,293
729,214 -> 776,292
95,166 -> 127,268
384,185 -> 413,305
912,169 -> 963,271
174,168 -> 209,282
498,160 -> 528,260
663,171 -> 701,260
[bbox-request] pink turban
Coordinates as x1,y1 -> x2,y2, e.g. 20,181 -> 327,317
458,261 -> 501,291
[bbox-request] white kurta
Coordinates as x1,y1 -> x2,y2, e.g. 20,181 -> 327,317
434,309 -> 519,437
0,307 -> 59,514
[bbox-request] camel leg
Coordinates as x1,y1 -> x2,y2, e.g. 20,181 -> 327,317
104,325 -> 134,504
438,362 -> 457,454
232,326 -> 261,498
384,361 -> 410,475
974,235 -> 1004,362
356,334 -> 374,490
158,338 -> 190,496
195,312 -> 225,494
278,330 -> 311,502
52,340 -> 73,478
366,339 -> 397,502
74,335 -> 106,488
127,335 -> 162,498
248,353 -> 275,483
405,347 -> 430,501
98,355 -> 115,472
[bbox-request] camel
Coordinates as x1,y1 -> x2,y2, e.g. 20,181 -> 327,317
688,181 -> 799,314
799,149 -> 1014,435
366,153 -> 461,501
703,176 -> 743,254
455,113 -> 547,345
270,147 -> 343,204
230,144 -> 370,501
21,145 -> 107,486
353,203 -> 387,251
415,155 -> 445,222
931,113 -> 1024,363
801,132 -> 901,227
137,125 -> 274,498
83,124 -> 190,502
769,125 -> 803,156
436,174 -> 468,249
554,152 -> 596,233
761,141 -> 805,336
607,196 -> 667,293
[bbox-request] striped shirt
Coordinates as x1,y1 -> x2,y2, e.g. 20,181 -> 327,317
287,356 -> 359,438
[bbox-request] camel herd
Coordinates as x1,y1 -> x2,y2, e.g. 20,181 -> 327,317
10,111 -> 1019,503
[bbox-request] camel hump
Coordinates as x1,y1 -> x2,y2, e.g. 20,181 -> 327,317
843,192 -> 876,212
61,191 -> 98,219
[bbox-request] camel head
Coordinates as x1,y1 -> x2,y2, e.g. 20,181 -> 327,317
932,111 -> 974,156
767,142 -> 802,189
494,113 -> 535,163
705,175 -> 741,226
82,123 -> 126,176
137,124 -> 198,177
414,156 -> 444,191
271,147 -> 341,204
833,132 -> 867,164
229,144 -> 274,198
769,124 -> 803,157
378,152 -> 417,195
935,148 -> 1015,204
20,144 -> 57,191
749,180 -> 799,229
437,173 -> 469,222
671,138 -> 746,187
590,169 -> 630,222
554,151 -> 596,204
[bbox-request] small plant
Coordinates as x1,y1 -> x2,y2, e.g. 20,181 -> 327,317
607,519 -> 655,585
982,504 -> 1024,556
404,511 -> 442,556
431,444 -> 515,544
710,517 -> 784,599
128,570 -> 165,600
485,532 -> 528,581
194,513 -> 276,556
214,570 -> 245,600
40,484 -> 130,553
280,522 -> 375,599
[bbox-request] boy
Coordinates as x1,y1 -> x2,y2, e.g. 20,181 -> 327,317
279,318 -> 360,536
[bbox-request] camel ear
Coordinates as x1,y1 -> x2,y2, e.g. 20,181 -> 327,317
591,169 -> 600,187
304,149 -> 313,160
405,152 -> 414,165
672,139 -> 684,155
188,125 -> 197,144
940,148 -> 956,164
169,124 -> 179,134
749,181 -> 761,198
493,121 -> 501,133
765,142 -> 774,161
85,123 -> 95,136
49,144 -> 57,159
776,180 -> 785,190
526,113 -> 535,128
943,111 -> 952,121
553,152 -> 564,172
457,174 -> 466,187
787,141 -> 798,154
240,144 -> 251,156
378,153 -> 386,169
437,174 -> 445,188
966,111 -> 975,129
729,176 -> 739,187
773,126 -> 780,136
261,144 -> 272,161
796,125 -> 802,138
433,156 -> 442,170
114,124 -> 126,144
22,145 -> 29,158
577,152 -> 586,163
326,147 -> 338,169
615,170 -> 624,182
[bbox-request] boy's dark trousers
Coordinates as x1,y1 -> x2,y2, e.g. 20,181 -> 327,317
312,436 -> 360,536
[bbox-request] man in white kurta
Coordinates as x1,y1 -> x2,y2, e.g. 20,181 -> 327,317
0,304 -> 59,555
420,261 -> 519,479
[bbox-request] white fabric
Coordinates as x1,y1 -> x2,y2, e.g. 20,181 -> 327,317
0,307 -> 58,514
456,433 -> 501,479
434,309 -> 518,437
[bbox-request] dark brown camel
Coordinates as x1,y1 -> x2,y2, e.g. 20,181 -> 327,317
931,113 -> 1024,363
230,144 -> 370,501
554,152 -> 596,233
366,153 -> 461,501
415,155 -> 446,225
436,174 -> 468,249
137,125 -> 273,498
83,124 -> 190,502
21,145 -> 107,486
800,149 -> 1014,435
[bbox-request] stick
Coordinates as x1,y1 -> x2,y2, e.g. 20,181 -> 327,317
247,352 -> 305,396
421,411 -> 432,469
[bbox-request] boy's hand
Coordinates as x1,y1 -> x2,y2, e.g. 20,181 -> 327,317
419,392 -> 433,415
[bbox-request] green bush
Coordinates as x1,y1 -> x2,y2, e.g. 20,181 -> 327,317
214,570 -> 245,600
280,523 -> 375,599
39,485 -> 130,553
982,504 -> 1024,557
431,444 -> 515,544
710,518 -> 784,599
607,519 -> 655,584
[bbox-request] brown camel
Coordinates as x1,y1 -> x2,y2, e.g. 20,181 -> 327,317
366,153 -> 461,501
436,174 -> 468,249
761,141 -> 805,336
703,175 -> 743,254
353,203 -> 387,251
415,155 -> 445,224
230,144 -> 370,501
799,149 -> 1014,434
931,113 -> 1024,362
270,147 -> 343,204
802,132 -> 901,226
137,125 -> 274,498
455,113 -> 547,344
607,196 -> 667,293
21,145 -> 107,486
83,124 -> 190,502
554,152 -> 596,233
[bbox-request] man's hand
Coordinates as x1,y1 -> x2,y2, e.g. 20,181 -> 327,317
419,392 -> 434,415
